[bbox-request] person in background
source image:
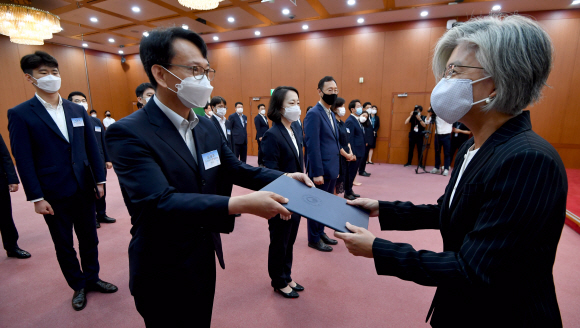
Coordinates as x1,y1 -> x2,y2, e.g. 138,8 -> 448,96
367,105 -> 380,164
261,86 -> 305,299
345,99 -> 365,200
68,91 -> 116,228
362,102 -> 372,113
404,105 -> 427,167
254,103 -> 269,167
0,133 -> 30,259
136,82 -> 155,108
9,51 -> 117,312
306,106 -> 313,113
228,102 -> 248,163
332,97 -> 354,196
89,109 -> 98,118
303,76 -> 341,252
204,102 -> 213,118
358,111 -> 373,177
427,107 -> 452,176
450,121 -> 472,164
103,110 -> 115,129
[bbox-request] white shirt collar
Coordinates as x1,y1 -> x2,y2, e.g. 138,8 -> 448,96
318,101 -> 331,112
35,93 -> 62,109
216,114 -> 226,123
153,95 -> 198,131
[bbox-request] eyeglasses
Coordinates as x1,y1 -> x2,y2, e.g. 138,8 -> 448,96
163,63 -> 216,81
443,64 -> 484,79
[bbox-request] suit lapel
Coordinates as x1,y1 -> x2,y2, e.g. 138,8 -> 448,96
29,97 -> 68,142
193,124 -> 209,170
63,102 -> 74,144
317,105 -> 338,140
276,123 -> 300,168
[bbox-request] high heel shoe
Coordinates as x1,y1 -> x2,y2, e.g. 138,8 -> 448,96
274,287 -> 299,298
289,282 -> 304,292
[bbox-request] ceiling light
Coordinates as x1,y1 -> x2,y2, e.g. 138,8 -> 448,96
118,50 -> 124,54
0,4 -> 62,45
357,18 -> 364,24
143,31 -> 149,37
213,36 -> 219,41
178,0 -> 225,10
420,11 -> 428,17
82,43 -> 88,47
347,0 -> 356,5
131,6 -> 140,12
282,8 -> 290,15
255,31 -> 261,36
228,17 -> 235,23
90,17 -> 98,22
492,5 -> 501,11
108,38 -> 115,42
302,24 -> 308,30
572,0 -> 580,4
182,24 -> 188,29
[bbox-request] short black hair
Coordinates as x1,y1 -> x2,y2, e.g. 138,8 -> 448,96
139,27 -> 207,89
90,109 -> 97,114
331,97 -> 345,113
317,76 -> 336,91
105,110 -> 111,114
67,91 -> 86,101
135,82 -> 154,98
204,102 -> 211,110
20,51 -> 59,75
210,96 -> 226,108
415,105 -> 423,111
137,102 -> 143,109
235,102 -> 243,107
306,106 -> 313,112
258,103 -> 265,110
363,102 -> 372,108
372,105 -> 377,109
268,86 -> 299,123
348,99 -> 361,112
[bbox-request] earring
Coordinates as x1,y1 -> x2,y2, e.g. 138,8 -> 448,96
486,97 -> 493,104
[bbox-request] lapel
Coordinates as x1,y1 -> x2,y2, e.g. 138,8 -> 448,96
275,122 -> 300,169
147,100 -> 199,174
29,97 -> 68,142
192,122 -> 209,170
63,101 -> 75,144
291,122 -> 304,171
317,103 -> 338,140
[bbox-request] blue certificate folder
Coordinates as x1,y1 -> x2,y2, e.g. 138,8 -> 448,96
260,175 -> 369,233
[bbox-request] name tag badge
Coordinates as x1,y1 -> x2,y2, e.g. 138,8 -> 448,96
95,126 -> 102,132
202,150 -> 221,170
346,128 -> 350,133
227,129 -> 231,135
72,118 -> 84,127
414,126 -> 419,133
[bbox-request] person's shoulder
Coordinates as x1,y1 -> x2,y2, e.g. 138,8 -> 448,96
9,97 -> 37,113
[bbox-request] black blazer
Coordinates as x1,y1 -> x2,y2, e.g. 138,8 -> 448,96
345,115 -> 365,157
105,97 -> 281,296
228,112 -> 247,145
261,121 -> 304,173
0,133 -> 19,186
210,115 -> 234,151
372,111 -> 567,327
90,116 -> 110,166
254,114 -> 269,140
8,97 -> 105,201
371,115 -> 380,133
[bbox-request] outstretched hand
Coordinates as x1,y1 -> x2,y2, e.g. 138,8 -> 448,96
346,198 -> 379,217
334,222 -> 376,258
229,191 -> 291,219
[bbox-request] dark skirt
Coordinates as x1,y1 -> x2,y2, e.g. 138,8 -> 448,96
368,135 -> 377,149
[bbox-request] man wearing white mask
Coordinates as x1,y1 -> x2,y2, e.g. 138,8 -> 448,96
228,102 -> 248,163
89,109 -> 98,118
254,103 -> 269,167
135,82 -> 155,108
8,51 -> 117,311
105,27 -> 313,327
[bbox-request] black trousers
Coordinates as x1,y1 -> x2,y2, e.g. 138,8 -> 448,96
407,133 -> 424,165
257,139 -> 264,165
96,168 -> 107,219
434,133 -> 451,170
359,146 -> 370,174
44,191 -> 99,291
234,142 -> 247,163
268,213 -> 301,289
307,178 -> 335,243
346,157 -> 362,195
0,182 -> 19,252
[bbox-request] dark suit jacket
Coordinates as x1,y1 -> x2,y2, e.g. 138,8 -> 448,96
0,133 -> 19,186
254,114 -> 269,140
8,97 -> 105,201
90,116 -> 109,167
105,98 -> 281,296
345,115 -> 365,157
372,111 -> 567,327
303,102 -> 340,179
261,121 -> 304,174
210,115 -> 234,151
228,112 -> 247,145
371,115 -> 380,133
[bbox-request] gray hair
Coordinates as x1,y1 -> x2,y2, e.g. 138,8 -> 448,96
432,15 -> 553,116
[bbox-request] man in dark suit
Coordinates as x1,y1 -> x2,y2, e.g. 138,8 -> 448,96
254,103 -> 269,167
303,76 -> 341,252
209,96 -> 234,152
105,27 -> 312,327
0,133 -> 31,259
228,102 -> 248,163
344,99 -> 365,200
8,51 -> 118,311
68,91 -> 116,228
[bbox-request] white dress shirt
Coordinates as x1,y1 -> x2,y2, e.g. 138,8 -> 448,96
319,101 -> 334,131
238,113 -> 245,127
154,96 -> 198,162
260,114 -> 267,123
286,126 -> 299,154
426,116 -> 453,135
103,117 -> 116,128
216,115 -> 228,138
449,145 -> 479,205
36,94 -> 68,142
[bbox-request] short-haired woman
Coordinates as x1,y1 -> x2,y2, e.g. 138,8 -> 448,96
332,97 -> 355,195
367,106 -> 380,164
261,86 -> 305,298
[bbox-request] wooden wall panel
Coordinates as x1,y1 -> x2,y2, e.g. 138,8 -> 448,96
207,47 -> 242,113
106,56 -> 133,119
560,19 -> 580,146
270,40 -> 306,121
124,54 -> 150,110
85,53 -> 113,120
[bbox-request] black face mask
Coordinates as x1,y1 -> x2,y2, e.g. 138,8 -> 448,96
321,92 -> 337,106
106,113 -> 111,117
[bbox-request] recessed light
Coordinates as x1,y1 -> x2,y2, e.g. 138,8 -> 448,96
108,38 -> 115,42
420,11 -> 429,17
228,17 -> 235,22
90,17 -> 98,22
573,0 -> 580,5
182,24 -> 188,30
213,36 -> 219,41
131,6 -> 140,12
357,18 -> 364,24
282,8 -> 290,15
492,5 -> 501,11
82,43 -> 88,47
255,31 -> 261,36
143,31 -> 149,37
118,50 -> 124,54
302,24 -> 309,30
347,0 -> 356,5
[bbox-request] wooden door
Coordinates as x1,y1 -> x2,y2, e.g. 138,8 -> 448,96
248,96 -> 271,156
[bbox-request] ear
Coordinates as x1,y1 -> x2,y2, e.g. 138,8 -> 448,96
151,65 -> 168,89
24,73 -> 35,85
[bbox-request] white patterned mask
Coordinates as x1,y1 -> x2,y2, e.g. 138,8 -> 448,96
430,76 -> 491,124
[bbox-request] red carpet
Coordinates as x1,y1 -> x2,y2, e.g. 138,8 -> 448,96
1,157 -> 579,327
567,169 -> 580,215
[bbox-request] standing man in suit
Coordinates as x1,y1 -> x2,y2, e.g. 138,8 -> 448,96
228,102 -> 248,163
0,133 -> 31,259
105,27 -> 312,327
136,82 -> 155,108
68,91 -> 116,228
8,51 -> 118,311
210,96 -> 234,152
344,99 -> 365,200
254,103 -> 269,167
303,76 -> 341,252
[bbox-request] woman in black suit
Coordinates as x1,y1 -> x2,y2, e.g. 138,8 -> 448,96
261,86 -> 305,299
332,97 -> 355,195
358,111 -> 374,176
367,105 -> 380,164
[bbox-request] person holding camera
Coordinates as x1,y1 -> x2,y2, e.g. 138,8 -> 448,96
426,106 -> 453,176
404,105 -> 427,167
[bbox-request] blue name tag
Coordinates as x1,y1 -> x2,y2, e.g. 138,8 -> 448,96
227,129 -> 231,135
71,118 -> 84,127
346,128 -> 350,133
202,150 -> 221,170
95,126 -> 102,132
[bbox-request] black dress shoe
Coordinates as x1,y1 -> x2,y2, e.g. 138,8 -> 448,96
320,234 -> 338,245
72,289 -> 87,311
290,282 -> 304,292
96,220 -> 101,229
368,162 -> 374,165
403,163 -> 411,167
308,240 -> 332,252
352,193 -> 360,198
234,214 -> 241,217
6,248 -> 31,259
87,280 -> 118,293
344,194 -> 355,200
97,215 -> 116,223
274,287 -> 299,298
359,172 -> 371,177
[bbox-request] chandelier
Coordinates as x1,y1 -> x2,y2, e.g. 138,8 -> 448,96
178,0 -> 225,10
0,4 -> 62,45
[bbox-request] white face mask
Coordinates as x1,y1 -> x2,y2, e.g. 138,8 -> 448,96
215,107 -> 227,117
206,110 -> 213,117
359,116 -> 367,123
163,67 -> 213,108
260,109 -> 266,115
91,113 -> 97,117
337,107 -> 346,117
283,105 -> 301,122
81,102 -> 88,110
236,107 -> 243,114
430,76 -> 491,124
144,97 -> 150,103
32,75 -> 61,93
